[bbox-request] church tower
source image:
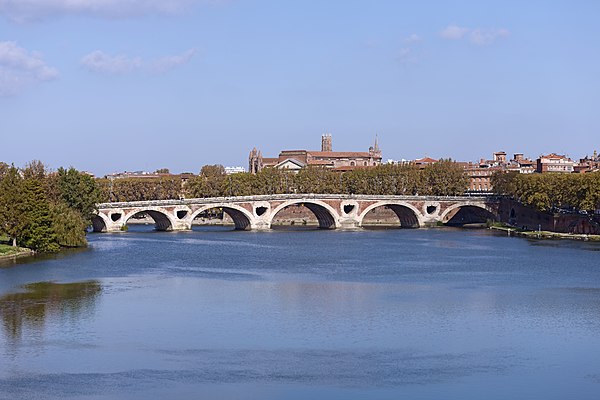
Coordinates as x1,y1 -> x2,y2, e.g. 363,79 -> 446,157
321,133 -> 332,152
369,134 -> 382,158
248,147 -> 263,174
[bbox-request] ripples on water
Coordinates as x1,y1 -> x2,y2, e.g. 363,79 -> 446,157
1,227 -> 600,399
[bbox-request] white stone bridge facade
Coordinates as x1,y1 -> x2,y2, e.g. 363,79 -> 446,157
93,194 -> 500,232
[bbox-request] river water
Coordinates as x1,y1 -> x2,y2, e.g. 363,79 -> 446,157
1,226 -> 600,399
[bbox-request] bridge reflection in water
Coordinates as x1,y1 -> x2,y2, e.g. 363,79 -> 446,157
93,194 -> 500,233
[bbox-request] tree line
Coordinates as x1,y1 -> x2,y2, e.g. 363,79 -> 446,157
491,171 -> 600,212
0,161 -> 102,252
97,161 -> 469,202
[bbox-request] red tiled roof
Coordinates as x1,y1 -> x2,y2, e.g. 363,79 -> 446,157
307,160 -> 333,165
308,151 -> 374,158
261,158 -> 279,165
540,153 -> 569,160
414,157 -> 438,163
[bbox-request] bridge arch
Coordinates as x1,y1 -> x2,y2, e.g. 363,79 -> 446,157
189,204 -> 254,230
122,207 -> 177,231
91,213 -> 111,232
358,201 -> 423,228
440,203 -> 497,226
269,200 -> 339,229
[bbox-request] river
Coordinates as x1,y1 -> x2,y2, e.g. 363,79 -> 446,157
1,226 -> 600,399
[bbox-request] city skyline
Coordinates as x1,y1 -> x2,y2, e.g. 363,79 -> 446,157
1,1 -> 599,175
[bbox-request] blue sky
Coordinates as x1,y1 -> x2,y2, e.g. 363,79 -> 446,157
1,0 -> 599,175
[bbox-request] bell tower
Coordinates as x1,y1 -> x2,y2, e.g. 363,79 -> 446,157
321,133 -> 332,152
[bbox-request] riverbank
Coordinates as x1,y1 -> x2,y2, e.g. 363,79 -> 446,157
0,244 -> 35,262
489,224 -> 600,241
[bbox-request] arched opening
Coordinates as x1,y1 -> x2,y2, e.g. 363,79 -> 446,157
192,207 -> 251,231
270,202 -> 336,229
125,210 -> 173,232
361,204 -> 420,228
91,216 -> 107,232
443,205 -> 497,227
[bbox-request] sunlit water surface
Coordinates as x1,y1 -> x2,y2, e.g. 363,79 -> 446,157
1,226 -> 600,399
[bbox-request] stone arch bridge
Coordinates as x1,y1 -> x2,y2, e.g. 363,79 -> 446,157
93,194 -> 500,233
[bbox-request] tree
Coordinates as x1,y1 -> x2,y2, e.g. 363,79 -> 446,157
422,159 -> 468,196
200,164 -> 226,177
491,171 -> 518,195
155,168 -> 170,174
50,202 -> 88,247
19,178 -> 59,253
0,165 -> 25,247
53,167 -> 102,223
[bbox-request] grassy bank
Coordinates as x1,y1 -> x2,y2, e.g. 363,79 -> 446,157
0,243 -> 35,260
488,223 -> 600,242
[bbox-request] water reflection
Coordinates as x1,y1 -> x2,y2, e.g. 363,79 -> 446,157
0,281 -> 102,342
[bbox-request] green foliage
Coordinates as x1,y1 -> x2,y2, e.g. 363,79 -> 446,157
490,171 -> 518,195
98,177 -> 183,202
200,164 -> 226,177
18,178 -> 60,253
53,167 -> 102,223
493,171 -> 600,212
0,165 -> 25,247
0,161 -> 96,252
50,203 -> 88,247
422,159 -> 468,196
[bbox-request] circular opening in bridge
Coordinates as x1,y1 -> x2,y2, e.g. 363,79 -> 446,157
110,213 -> 121,222
343,204 -> 355,214
426,205 -> 437,215
361,205 -> 419,229
177,210 -> 188,219
256,206 -> 268,216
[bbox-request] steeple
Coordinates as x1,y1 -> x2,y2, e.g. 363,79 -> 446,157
321,133 -> 332,152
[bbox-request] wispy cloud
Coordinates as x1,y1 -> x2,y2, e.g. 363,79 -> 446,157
440,25 -> 469,40
0,0 -> 219,22
80,49 -> 196,75
403,34 -> 421,44
150,49 -> 196,73
396,47 -> 414,64
0,41 -> 58,95
470,28 -> 510,46
440,25 -> 510,45
396,34 -> 422,64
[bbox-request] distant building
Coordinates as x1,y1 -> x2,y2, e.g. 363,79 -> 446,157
574,150 -> 600,173
461,151 -> 536,192
224,166 -> 246,175
536,153 -> 575,173
413,157 -> 438,169
249,134 -> 382,173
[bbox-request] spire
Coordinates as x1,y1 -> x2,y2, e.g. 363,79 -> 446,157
374,134 -> 379,152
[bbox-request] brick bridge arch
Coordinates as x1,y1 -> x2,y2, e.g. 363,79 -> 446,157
122,207 -> 177,231
268,199 -> 339,229
440,203 -> 498,225
358,201 -> 424,228
189,204 -> 254,230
